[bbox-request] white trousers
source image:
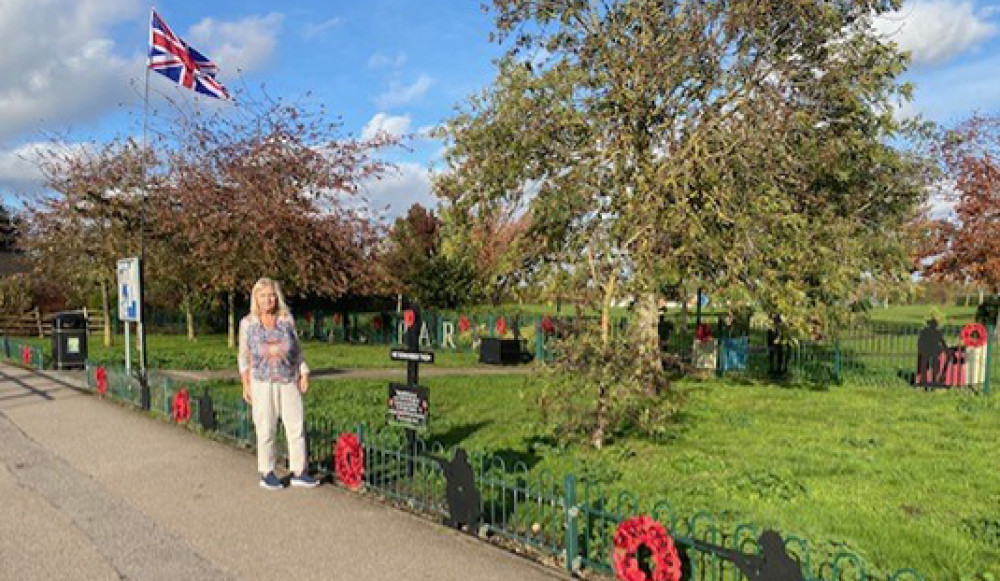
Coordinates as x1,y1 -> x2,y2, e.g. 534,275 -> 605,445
251,378 -> 306,475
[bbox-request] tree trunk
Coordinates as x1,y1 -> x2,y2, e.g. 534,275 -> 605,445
183,294 -> 196,341
591,382 -> 608,450
591,276 -> 617,450
600,277 -> 616,345
637,291 -> 661,396
680,287 -> 689,330
979,288 -> 985,305
994,289 -> 1000,338
227,291 -> 236,349
100,279 -> 112,347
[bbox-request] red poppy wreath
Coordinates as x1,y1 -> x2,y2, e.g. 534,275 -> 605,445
611,515 -> 682,581
962,323 -> 988,349
172,388 -> 191,423
95,366 -> 109,395
334,432 -> 364,491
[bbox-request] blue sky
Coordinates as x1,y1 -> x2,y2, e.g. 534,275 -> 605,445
2,0 -> 1000,218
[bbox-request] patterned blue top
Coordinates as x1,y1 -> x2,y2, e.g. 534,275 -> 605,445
238,313 -> 309,383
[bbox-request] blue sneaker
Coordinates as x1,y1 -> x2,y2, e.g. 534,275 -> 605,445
290,472 -> 320,488
259,472 -> 282,490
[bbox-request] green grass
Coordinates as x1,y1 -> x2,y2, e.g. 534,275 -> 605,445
20,334 -> 481,370
863,304 -> 980,326
197,373 -> 1000,579
15,304 -> 1000,577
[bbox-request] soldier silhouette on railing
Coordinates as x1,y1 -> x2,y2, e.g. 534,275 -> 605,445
436,448 -> 481,533
916,319 -> 948,386
767,317 -> 790,378
689,530 -> 804,581
198,386 -> 217,431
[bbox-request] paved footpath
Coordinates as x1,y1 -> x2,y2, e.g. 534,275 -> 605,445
0,363 -> 566,581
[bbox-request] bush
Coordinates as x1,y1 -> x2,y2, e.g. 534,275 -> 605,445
537,328 -> 683,447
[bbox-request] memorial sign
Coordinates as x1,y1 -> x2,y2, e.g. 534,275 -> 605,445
387,382 -> 429,428
386,305 -> 434,432
390,350 -> 435,364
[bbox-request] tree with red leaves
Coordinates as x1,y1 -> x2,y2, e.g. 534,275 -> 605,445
155,90 -> 396,345
923,114 -> 1000,331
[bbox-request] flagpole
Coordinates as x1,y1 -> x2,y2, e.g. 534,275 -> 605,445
137,7 -> 153,411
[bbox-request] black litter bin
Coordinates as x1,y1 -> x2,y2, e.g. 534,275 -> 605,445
51,312 -> 87,370
479,337 -> 526,365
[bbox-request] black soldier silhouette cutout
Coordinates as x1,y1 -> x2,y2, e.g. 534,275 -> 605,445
690,529 -> 804,581
437,448 -> 481,532
916,319 -> 948,386
198,386 -> 217,431
767,317 -> 790,377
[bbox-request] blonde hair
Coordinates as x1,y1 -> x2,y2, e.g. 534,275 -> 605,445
250,277 -> 291,319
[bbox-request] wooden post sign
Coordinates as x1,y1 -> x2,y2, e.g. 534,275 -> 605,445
387,304 -> 434,430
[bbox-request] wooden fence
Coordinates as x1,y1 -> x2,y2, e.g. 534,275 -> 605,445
0,308 -> 106,338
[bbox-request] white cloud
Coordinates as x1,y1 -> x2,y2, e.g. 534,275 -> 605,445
0,0 -> 141,144
368,51 -> 407,69
361,162 -> 434,218
302,16 -> 343,40
361,113 -> 411,141
0,143 -> 46,193
187,13 -> 284,76
891,95 -> 919,122
927,178 -> 958,221
415,124 -> 440,139
0,141 -> 92,195
874,1 -> 997,66
375,74 -> 433,109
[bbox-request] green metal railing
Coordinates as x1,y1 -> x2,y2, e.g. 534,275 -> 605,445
0,336 -> 44,370
71,362 -> 933,580
355,424 -> 927,581
834,324 -> 995,394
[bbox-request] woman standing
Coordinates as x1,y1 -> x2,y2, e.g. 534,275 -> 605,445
238,277 -> 319,490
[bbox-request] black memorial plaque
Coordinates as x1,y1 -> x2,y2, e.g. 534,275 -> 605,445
387,382 -> 429,429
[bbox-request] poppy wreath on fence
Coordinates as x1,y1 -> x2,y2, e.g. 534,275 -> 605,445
95,366 -> 109,395
541,315 -> 555,336
495,316 -> 507,336
20,345 -> 32,367
962,323 -> 988,349
611,515 -> 683,581
404,309 -> 416,329
694,323 -> 714,343
372,315 -> 383,331
458,315 -> 471,333
334,432 -> 364,491
171,388 -> 191,423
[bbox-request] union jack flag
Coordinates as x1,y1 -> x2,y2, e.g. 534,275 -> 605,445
148,10 -> 230,100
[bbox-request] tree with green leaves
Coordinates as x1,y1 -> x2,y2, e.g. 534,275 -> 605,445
438,201 -> 533,307
381,203 -> 481,309
438,0 -> 929,447
0,203 -> 20,253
